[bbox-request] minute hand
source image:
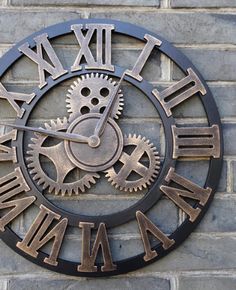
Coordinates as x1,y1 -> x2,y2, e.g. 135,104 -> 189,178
94,71 -> 126,137
3,123 -> 89,143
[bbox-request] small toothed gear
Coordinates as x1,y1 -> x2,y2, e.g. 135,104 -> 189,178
105,134 -> 160,192
26,117 -> 100,196
66,73 -> 124,122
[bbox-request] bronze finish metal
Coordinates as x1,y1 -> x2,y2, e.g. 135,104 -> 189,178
4,122 -> 90,144
66,73 -> 123,122
78,222 -> 116,272
136,211 -> 175,261
160,167 -> 212,222
65,113 -> 124,172
94,71 -> 126,138
0,19 -> 223,278
152,68 -> 206,117
17,204 -> 68,266
27,118 -> 100,196
105,134 -> 160,192
172,124 -> 220,159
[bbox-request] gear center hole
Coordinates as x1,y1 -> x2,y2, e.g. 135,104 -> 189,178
81,87 -> 91,97
100,87 -> 110,97
91,97 -> 99,106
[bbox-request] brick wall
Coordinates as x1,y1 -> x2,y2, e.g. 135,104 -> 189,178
0,0 -> 236,289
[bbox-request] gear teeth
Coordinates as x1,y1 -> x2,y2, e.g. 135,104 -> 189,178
29,168 -> 37,174
66,73 -> 123,121
106,134 -> 161,193
27,118 -> 99,196
26,156 -> 34,162
42,183 -> 49,190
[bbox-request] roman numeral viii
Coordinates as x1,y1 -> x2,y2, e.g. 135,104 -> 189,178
17,205 -> 68,266
0,167 -> 35,232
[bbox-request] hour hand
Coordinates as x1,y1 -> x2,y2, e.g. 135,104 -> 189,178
3,123 -> 90,144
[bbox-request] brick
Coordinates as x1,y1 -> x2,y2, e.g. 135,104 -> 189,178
171,0 -> 236,8
11,0 -> 160,6
139,235 -> 236,272
233,161 -> 236,192
217,161 -> 227,192
172,49 -> 236,81
196,197 -> 236,232
0,240 -> 46,274
175,160 -> 209,188
223,123 -> 236,156
170,84 -> 236,119
8,277 -> 169,290
210,84 -> 236,119
90,12 -> 236,44
0,280 -> 7,290
0,10 -> 81,44
178,276 -> 236,290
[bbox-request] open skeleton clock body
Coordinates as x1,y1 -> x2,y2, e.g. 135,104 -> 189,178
0,19 -> 223,277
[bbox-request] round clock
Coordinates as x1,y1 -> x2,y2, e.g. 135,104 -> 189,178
0,19 -> 223,277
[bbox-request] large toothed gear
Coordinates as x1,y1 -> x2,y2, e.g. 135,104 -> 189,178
105,134 -> 160,192
26,117 -> 100,196
66,73 -> 124,122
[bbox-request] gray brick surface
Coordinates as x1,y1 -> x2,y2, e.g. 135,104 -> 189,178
11,0 -> 160,6
139,235 -> 236,272
0,10 -> 81,44
178,276 -> 236,290
196,197 -> 236,232
0,280 -> 7,290
171,0 -> 236,8
8,277 -> 169,290
173,84 -> 236,119
0,240 -> 46,274
223,123 -> 236,156
233,161 -> 236,192
172,49 -> 236,81
90,12 -> 236,44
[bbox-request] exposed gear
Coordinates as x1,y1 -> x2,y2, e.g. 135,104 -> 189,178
26,117 -> 100,196
66,73 -> 124,122
105,134 -> 160,192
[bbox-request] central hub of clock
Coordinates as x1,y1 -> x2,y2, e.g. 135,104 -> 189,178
64,113 -> 124,172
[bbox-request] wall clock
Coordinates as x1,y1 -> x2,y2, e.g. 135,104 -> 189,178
0,19 -> 223,277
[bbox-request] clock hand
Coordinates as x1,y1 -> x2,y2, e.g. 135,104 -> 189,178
94,71 -> 126,137
2,123 -> 90,144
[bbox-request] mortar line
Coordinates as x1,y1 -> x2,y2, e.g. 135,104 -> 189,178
1,270 -> 236,280
2,6 -> 236,13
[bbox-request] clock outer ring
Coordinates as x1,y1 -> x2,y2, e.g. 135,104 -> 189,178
0,19 -> 223,277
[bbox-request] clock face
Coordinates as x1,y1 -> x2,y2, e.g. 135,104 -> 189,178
0,19 -> 223,277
